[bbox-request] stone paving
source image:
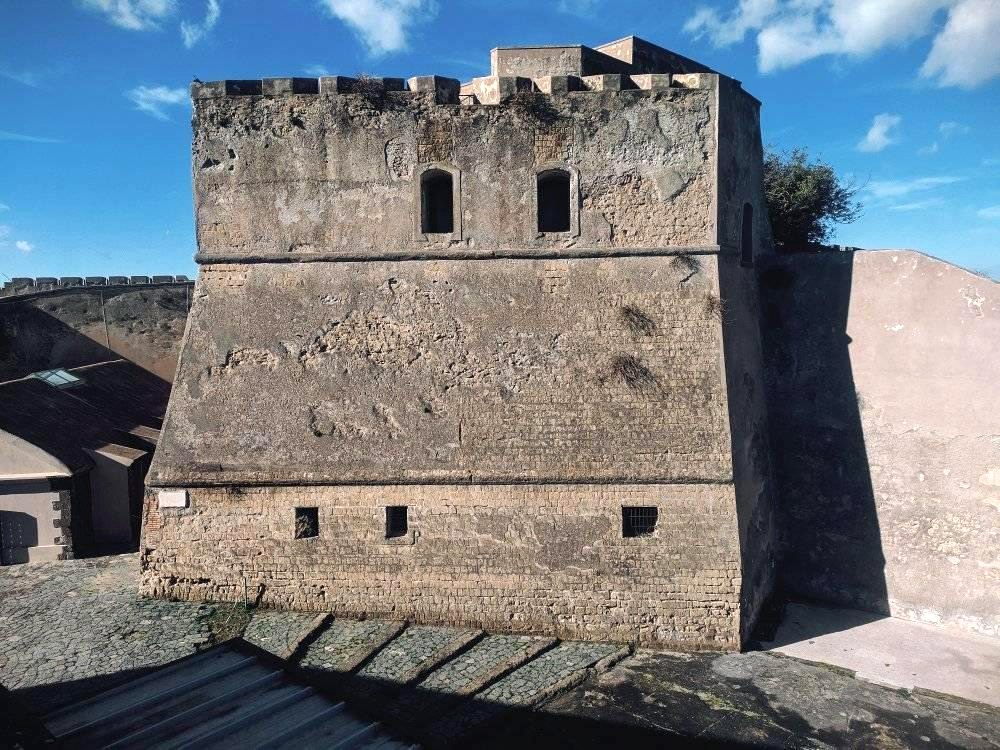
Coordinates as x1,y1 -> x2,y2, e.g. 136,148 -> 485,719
243,608 -> 327,658
296,617 -> 405,674
418,633 -> 556,696
0,555 -> 235,713
358,624 -> 481,686
476,641 -> 623,707
424,641 -> 624,744
489,650 -> 1000,750
2,554 -> 998,749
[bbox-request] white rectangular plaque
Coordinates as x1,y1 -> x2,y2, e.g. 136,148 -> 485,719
157,489 -> 189,509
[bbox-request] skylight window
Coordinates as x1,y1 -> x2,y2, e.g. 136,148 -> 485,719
32,369 -> 82,389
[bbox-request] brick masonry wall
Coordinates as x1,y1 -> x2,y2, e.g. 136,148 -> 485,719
141,482 -> 743,649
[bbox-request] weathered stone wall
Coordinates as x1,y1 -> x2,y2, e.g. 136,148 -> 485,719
192,86 -> 717,260
715,77 -> 776,639
761,250 -> 1000,637
140,482 -> 743,649
490,46 -> 633,78
0,283 -> 192,382
150,255 -> 733,487
146,53 -> 777,650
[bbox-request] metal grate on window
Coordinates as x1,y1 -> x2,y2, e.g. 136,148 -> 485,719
385,506 -> 408,538
294,507 -> 319,539
622,506 -> 658,538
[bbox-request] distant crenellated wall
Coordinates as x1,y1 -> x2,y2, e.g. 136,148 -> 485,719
0,279 -> 193,382
1,275 -> 191,298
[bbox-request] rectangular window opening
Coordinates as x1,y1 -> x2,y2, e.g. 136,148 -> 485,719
622,506 -> 658,538
385,505 -> 408,538
294,506 -> 319,539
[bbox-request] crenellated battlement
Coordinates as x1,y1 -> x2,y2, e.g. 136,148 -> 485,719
1,275 -> 192,299
191,71 -> 720,106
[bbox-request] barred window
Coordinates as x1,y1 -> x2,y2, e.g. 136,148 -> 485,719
622,506 -> 658,538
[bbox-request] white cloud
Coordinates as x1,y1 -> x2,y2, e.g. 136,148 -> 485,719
305,64 -> 332,76
889,197 -> 945,211
0,130 -> 63,144
685,0 -> 1000,88
938,120 -> 970,138
180,0 -> 221,48
685,0 -> 782,48
79,0 -> 177,31
318,0 -> 435,55
866,175 -> 964,199
1,69 -> 41,87
126,85 -> 188,119
557,0 -> 602,16
857,113 -> 902,153
918,142 -> 940,155
922,0 -> 1000,88
978,205 -> 1000,219
14,240 -> 33,254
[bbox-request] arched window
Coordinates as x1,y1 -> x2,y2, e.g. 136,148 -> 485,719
740,202 -> 754,267
537,169 -> 571,233
421,169 -> 454,234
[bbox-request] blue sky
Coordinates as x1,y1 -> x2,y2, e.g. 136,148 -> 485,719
1,0 -> 998,280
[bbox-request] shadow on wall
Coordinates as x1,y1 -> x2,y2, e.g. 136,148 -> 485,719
0,301 -> 119,383
0,284 -> 192,384
0,510 -> 38,564
757,252 -> 889,615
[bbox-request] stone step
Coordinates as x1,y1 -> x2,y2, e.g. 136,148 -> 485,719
244,609 -> 329,660
295,618 -> 406,676
423,641 -> 628,746
416,633 -> 557,698
380,634 -> 558,730
356,625 -> 482,691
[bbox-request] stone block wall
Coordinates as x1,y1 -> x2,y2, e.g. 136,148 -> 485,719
191,82 -> 718,260
145,55 -> 776,651
140,482 -> 743,649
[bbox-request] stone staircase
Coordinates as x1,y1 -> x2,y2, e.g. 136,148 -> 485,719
251,610 -> 629,746
40,609 -> 630,748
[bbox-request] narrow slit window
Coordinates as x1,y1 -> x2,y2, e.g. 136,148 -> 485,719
740,202 -> 754,267
386,506 -> 408,538
421,169 -> 454,234
294,507 -> 319,539
537,169 -> 571,233
622,506 -> 658,538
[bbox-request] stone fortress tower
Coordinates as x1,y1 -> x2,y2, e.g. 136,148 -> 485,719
141,36 -> 776,651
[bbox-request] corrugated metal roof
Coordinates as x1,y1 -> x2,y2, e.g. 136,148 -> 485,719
43,643 -> 416,749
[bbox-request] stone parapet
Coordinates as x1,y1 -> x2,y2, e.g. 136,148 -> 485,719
189,71 -> 721,107
0,275 -> 192,299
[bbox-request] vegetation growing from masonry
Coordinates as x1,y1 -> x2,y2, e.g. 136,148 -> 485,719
763,148 -> 862,251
